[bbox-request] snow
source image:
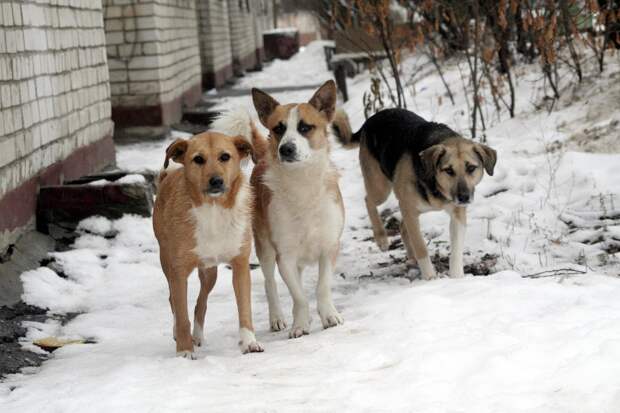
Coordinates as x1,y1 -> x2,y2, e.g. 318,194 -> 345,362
2,41 -> 620,412
263,27 -> 298,35
87,174 -> 146,186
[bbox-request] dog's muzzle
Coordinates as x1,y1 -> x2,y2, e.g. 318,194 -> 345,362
278,142 -> 298,163
206,176 -> 225,196
454,192 -> 473,206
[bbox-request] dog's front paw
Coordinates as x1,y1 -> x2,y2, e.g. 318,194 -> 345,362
269,315 -> 287,332
176,350 -> 196,360
239,328 -> 264,354
422,270 -> 438,280
376,235 -> 390,252
449,269 -> 465,278
289,325 -> 310,339
241,340 -> 265,354
289,304 -> 311,338
318,305 -> 343,329
418,257 -> 438,280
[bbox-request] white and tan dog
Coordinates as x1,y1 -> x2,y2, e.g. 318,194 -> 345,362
215,80 -> 345,338
153,131 -> 263,358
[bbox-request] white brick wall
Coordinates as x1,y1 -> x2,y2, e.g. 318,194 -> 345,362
196,0 -> 232,75
0,0 -> 114,200
227,0 -> 256,68
103,0 -> 201,109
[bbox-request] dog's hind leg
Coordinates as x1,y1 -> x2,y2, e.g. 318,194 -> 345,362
257,240 -> 287,331
448,206 -> 466,278
277,256 -> 311,339
400,221 -> 417,266
317,252 -> 343,329
192,266 -> 217,347
360,145 -> 392,251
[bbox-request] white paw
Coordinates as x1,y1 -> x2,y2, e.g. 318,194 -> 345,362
270,315 -> 287,332
240,340 -> 265,354
176,350 -> 196,360
449,269 -> 465,278
289,304 -> 311,339
318,306 -> 344,329
422,270 -> 438,280
289,325 -> 310,339
419,257 -> 437,280
192,324 -> 204,347
239,327 -> 264,354
376,235 -> 390,252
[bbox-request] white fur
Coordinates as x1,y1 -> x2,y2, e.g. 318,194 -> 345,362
209,108 -> 253,168
192,318 -> 203,346
191,178 -> 250,267
449,213 -> 466,278
262,141 -> 344,336
210,108 -> 253,142
418,256 -> 437,280
238,327 -> 263,353
278,107 -> 312,163
176,350 -> 196,360
264,153 -> 343,266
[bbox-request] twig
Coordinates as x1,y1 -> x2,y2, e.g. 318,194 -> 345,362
522,266 -> 587,279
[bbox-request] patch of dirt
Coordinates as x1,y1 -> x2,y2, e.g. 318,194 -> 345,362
0,303 -> 48,379
557,70 -> 620,154
361,234 -> 499,280
430,252 -> 499,276
381,208 -> 401,236
563,118 -> 620,153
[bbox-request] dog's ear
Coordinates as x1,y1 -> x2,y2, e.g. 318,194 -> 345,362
252,88 -> 279,127
164,139 -> 188,168
232,136 -> 255,162
308,80 -> 337,121
473,143 -> 497,176
419,144 -> 447,180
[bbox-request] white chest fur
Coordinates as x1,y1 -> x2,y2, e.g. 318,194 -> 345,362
191,179 -> 250,267
264,156 -> 344,264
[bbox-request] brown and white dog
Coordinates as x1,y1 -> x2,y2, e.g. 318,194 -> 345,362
152,131 -> 263,358
352,108 -> 497,280
214,80 -> 345,338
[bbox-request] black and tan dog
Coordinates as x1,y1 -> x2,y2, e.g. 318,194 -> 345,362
353,108 -> 497,279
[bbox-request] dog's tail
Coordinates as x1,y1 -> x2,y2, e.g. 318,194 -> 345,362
331,108 -> 361,147
210,108 -> 268,162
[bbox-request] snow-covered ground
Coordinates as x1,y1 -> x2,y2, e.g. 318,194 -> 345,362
2,41 -> 620,412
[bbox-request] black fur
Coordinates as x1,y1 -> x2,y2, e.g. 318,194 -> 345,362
355,108 -> 459,200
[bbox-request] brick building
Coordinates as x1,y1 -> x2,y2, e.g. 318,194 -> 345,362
196,0 -> 233,90
0,0 -> 274,255
103,0 -> 202,128
0,1 -> 115,253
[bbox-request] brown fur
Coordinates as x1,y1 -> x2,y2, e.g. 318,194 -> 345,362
331,108 -> 353,146
152,131 -> 261,357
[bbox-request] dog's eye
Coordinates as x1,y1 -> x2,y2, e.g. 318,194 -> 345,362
193,155 -> 205,165
273,123 -> 286,136
219,153 -> 231,162
298,121 -> 314,134
444,167 -> 455,176
466,164 -> 477,174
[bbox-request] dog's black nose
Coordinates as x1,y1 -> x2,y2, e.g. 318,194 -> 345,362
279,143 -> 297,161
209,176 -> 224,189
457,193 -> 470,204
